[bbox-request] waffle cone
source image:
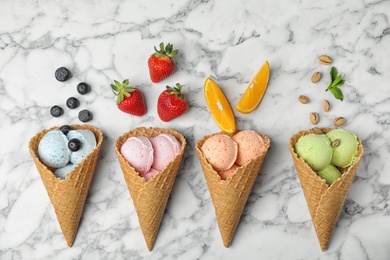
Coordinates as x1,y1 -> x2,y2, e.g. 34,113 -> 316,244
114,127 -> 186,251
196,131 -> 270,247
289,128 -> 364,251
28,124 -> 103,247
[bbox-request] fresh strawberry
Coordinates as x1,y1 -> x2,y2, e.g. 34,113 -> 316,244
157,83 -> 188,122
148,42 -> 178,83
111,79 -> 147,116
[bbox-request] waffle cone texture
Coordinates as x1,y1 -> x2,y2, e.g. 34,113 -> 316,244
28,124 -> 103,247
114,127 -> 186,251
196,131 -> 271,247
288,128 -> 364,251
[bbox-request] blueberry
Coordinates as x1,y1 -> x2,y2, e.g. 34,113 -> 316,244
68,138 -> 82,151
55,67 -> 71,82
66,97 -> 79,109
59,125 -> 73,135
50,106 -> 64,117
77,82 -> 91,95
78,109 -> 93,122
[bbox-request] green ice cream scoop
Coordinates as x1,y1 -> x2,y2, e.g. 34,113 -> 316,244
326,129 -> 359,168
317,164 -> 342,185
295,134 -> 332,171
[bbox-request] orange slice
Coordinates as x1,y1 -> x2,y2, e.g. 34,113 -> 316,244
236,60 -> 270,114
204,78 -> 236,134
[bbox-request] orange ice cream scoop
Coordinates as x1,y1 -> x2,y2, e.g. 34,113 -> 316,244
218,164 -> 240,180
233,130 -> 267,166
201,134 -> 238,171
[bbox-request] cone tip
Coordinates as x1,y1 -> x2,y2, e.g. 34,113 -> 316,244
65,237 -> 74,247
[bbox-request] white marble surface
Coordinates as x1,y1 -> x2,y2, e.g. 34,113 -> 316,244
1,0 -> 390,259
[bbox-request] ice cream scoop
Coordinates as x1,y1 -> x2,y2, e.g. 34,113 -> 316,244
54,163 -> 76,180
38,127 -> 97,180
121,136 -> 154,174
317,164 -> 342,185
218,164 -> 240,180
150,134 -> 181,171
326,129 -> 359,168
67,130 -> 97,165
201,134 -> 238,171
38,130 -> 71,168
233,130 -> 266,166
142,168 -> 160,181
295,134 -> 332,171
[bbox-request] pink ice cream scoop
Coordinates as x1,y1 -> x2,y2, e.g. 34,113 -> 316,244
201,134 -> 238,171
233,130 -> 266,166
121,136 -> 154,174
142,168 -> 160,181
150,134 -> 181,171
218,163 -> 240,180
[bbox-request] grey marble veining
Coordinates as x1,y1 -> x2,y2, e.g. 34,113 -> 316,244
1,0 -> 390,259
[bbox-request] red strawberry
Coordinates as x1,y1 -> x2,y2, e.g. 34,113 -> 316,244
148,42 -> 178,83
157,83 -> 188,122
111,79 -> 147,116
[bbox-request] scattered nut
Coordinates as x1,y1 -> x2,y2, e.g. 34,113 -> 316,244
331,139 -> 341,148
312,127 -> 323,134
334,116 -> 346,126
310,112 -> 319,125
319,55 -> 332,65
322,100 -> 330,112
311,71 -> 322,83
298,95 -> 310,104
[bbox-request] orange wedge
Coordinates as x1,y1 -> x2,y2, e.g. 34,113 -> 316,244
204,78 -> 236,134
236,60 -> 270,114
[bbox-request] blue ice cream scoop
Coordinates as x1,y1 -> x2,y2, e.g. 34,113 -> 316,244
67,130 -> 97,165
54,163 -> 76,179
38,130 -> 71,168
38,127 -> 97,179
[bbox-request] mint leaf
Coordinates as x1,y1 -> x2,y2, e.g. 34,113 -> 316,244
327,66 -> 345,101
332,79 -> 345,88
330,66 -> 338,82
329,87 -> 344,101
330,75 -> 342,88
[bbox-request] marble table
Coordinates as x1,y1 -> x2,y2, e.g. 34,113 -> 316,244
1,0 -> 390,259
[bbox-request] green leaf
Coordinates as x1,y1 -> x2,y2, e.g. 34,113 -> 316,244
111,84 -> 119,92
114,80 -> 121,88
326,66 -> 345,101
329,87 -> 344,101
125,84 -> 135,90
330,66 -> 338,83
166,43 -> 172,53
117,94 -> 124,104
331,75 -> 342,88
332,79 -> 345,88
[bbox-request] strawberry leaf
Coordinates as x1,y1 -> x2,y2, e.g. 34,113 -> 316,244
117,93 -> 124,104
153,42 -> 178,58
114,80 -> 121,88
111,84 -> 120,92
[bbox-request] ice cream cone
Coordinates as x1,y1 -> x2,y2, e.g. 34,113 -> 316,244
196,131 -> 270,247
289,128 -> 364,251
28,124 -> 103,247
114,127 -> 186,251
